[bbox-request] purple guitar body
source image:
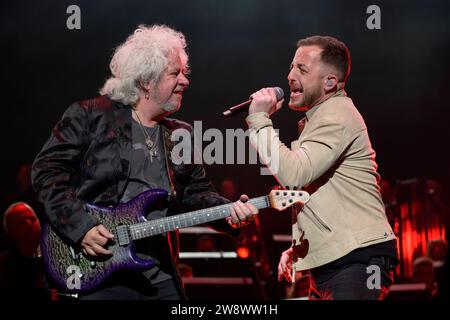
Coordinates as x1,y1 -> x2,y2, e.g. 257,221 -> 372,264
41,189 -> 169,294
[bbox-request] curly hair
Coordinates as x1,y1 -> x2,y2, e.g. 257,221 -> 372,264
100,24 -> 188,105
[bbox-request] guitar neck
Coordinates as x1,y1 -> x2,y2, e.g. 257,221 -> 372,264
129,196 -> 270,240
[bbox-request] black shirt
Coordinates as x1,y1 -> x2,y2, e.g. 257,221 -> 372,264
119,119 -> 173,285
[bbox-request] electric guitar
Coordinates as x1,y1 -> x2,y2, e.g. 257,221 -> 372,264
41,188 -> 310,294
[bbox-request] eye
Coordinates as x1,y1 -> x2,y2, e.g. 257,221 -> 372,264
183,68 -> 191,76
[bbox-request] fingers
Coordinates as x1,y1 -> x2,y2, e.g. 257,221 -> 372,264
233,199 -> 258,221
277,248 -> 294,282
92,231 -> 109,246
233,201 -> 251,221
81,225 -> 114,258
82,241 -> 113,257
228,197 -> 259,228
91,243 -> 113,256
97,224 -> 114,239
277,262 -> 284,281
244,203 -> 259,217
277,257 -> 283,281
270,99 -> 284,115
225,216 -> 235,227
82,247 -> 96,257
229,207 -> 240,226
82,244 -> 113,257
239,194 -> 249,202
238,194 -> 258,215
278,260 -> 289,281
252,88 -> 277,104
278,260 -> 292,282
285,261 -> 293,282
278,254 -> 289,281
249,87 -> 281,114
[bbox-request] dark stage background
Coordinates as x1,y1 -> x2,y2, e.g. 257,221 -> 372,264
1,0 -> 450,197
1,0 -> 449,299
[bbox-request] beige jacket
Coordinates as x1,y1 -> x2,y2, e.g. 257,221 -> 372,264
246,90 -> 396,271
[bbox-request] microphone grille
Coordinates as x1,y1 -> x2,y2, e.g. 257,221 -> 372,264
274,87 -> 284,101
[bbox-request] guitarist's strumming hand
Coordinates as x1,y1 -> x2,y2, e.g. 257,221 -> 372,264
81,224 -> 114,258
226,194 -> 259,228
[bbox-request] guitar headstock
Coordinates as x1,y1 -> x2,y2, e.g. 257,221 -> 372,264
268,190 -> 310,211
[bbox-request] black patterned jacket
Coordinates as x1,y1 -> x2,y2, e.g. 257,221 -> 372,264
31,96 -> 234,292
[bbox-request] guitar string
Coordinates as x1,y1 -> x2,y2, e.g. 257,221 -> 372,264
129,194 -> 303,231
127,194 -> 306,239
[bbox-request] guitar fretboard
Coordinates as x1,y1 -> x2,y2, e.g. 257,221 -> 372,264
128,196 -> 269,240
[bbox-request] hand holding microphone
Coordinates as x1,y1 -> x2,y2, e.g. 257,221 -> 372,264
222,87 -> 284,118
249,87 -> 285,116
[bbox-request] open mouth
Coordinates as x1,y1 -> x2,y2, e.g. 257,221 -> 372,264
290,88 -> 303,97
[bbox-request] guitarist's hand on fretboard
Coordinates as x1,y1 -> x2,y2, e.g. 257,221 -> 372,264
81,224 -> 115,259
226,194 -> 259,228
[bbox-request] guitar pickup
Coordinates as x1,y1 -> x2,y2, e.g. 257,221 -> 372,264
116,225 -> 131,246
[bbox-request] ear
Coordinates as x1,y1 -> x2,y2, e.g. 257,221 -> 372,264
324,74 -> 338,92
139,79 -> 153,94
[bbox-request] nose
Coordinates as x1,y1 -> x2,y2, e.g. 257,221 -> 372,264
179,73 -> 190,87
287,69 -> 294,83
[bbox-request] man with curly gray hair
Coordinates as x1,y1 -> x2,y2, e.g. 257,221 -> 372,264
100,24 -> 190,110
32,24 -> 258,300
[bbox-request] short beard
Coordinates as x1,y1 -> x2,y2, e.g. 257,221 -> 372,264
162,102 -> 179,113
303,84 -> 322,109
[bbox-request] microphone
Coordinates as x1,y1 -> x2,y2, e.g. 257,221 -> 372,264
222,87 -> 284,118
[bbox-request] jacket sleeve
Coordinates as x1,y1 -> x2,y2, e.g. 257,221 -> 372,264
31,103 -> 99,247
246,111 -> 350,189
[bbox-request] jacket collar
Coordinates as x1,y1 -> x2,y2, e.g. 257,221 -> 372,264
305,89 -> 347,121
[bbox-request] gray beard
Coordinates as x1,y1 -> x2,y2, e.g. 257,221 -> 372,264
162,102 -> 178,112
